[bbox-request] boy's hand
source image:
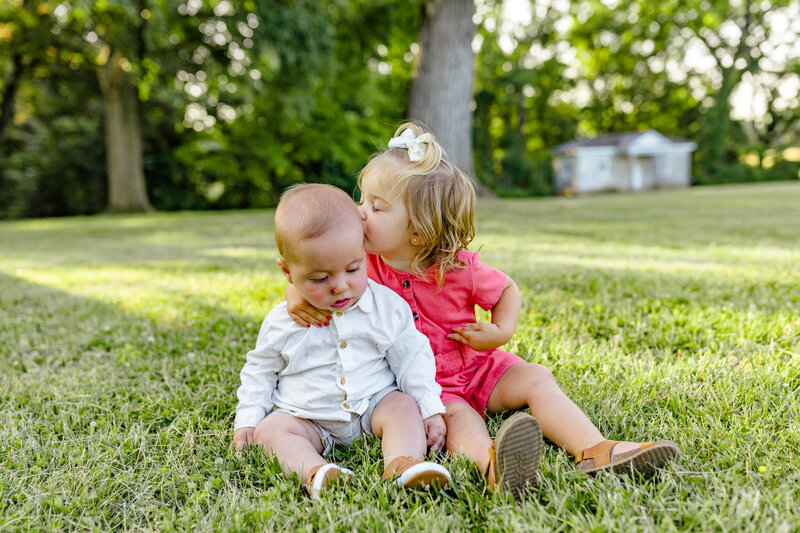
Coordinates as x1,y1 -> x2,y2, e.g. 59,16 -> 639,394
447,322 -> 507,351
285,283 -> 331,328
423,414 -> 447,455
233,427 -> 256,451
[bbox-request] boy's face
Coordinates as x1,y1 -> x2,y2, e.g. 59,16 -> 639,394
358,165 -> 416,261
279,224 -> 368,312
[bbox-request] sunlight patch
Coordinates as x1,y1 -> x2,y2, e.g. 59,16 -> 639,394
201,247 -> 272,259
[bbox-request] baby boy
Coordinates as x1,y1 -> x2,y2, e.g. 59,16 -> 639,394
233,183 -> 450,498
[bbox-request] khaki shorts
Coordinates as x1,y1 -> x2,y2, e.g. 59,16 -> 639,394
308,384 -> 398,455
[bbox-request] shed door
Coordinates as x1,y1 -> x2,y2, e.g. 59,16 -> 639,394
631,158 -> 643,190
630,157 -> 655,190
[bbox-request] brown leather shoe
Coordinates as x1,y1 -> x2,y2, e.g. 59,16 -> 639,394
576,440 -> 679,477
486,412 -> 543,500
303,463 -> 355,499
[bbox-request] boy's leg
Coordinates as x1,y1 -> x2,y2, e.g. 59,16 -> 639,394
370,391 -> 427,464
371,391 -> 451,487
485,363 -> 640,457
253,412 -> 327,481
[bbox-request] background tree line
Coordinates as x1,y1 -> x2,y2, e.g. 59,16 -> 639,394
1,0 -> 798,219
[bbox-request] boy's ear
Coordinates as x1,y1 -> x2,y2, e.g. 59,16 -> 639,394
276,258 -> 293,283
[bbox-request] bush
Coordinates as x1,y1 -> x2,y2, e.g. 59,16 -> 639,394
0,113 -> 106,218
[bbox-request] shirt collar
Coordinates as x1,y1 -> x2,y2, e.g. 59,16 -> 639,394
347,280 -> 375,314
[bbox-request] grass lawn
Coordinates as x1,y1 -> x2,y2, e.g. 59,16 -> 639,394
1,181 -> 798,531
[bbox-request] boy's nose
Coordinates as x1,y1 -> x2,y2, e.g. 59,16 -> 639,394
331,277 -> 348,295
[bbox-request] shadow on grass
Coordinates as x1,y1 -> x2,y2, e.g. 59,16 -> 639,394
0,271 -> 286,528
0,269 -> 255,425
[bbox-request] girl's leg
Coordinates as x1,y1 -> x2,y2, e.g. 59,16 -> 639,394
370,391 -> 427,465
485,363 -> 640,457
253,412 -> 326,480
442,401 -> 493,473
444,399 -> 542,499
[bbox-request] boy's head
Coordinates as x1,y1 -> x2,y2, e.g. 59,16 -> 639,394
275,184 -> 368,312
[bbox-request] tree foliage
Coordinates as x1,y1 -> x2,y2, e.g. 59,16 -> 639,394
172,1 -> 420,208
1,0 -> 798,218
566,0 -> 799,184
473,0 -> 577,196
470,0 -> 799,192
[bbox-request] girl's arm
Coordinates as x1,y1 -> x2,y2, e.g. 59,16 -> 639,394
285,283 -> 331,328
447,275 -> 521,351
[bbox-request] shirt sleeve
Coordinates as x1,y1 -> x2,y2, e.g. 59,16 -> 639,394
469,253 -> 509,311
383,297 -> 446,419
234,315 -> 287,430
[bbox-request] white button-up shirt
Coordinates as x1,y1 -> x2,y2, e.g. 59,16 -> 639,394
234,280 -> 445,430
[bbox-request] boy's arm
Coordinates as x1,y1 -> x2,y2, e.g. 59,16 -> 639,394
386,324 -> 445,412
285,283 -> 331,328
234,318 -> 285,440
447,275 -> 521,351
384,316 -> 448,455
386,340 -> 446,423
382,304 -> 446,422
378,289 -> 448,453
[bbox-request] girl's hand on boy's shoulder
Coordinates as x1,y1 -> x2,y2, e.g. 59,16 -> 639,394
285,283 -> 331,328
448,322 -> 505,351
233,427 -> 256,451
423,414 -> 446,456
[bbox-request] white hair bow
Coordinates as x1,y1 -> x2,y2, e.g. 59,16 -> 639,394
388,128 -> 432,162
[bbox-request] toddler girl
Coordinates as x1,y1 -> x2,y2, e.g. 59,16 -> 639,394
288,124 -> 679,499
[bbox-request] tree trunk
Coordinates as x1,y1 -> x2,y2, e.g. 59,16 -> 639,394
98,51 -> 152,213
410,0 -> 491,195
0,52 -> 24,151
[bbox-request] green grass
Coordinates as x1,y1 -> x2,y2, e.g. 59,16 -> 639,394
1,182 -> 798,532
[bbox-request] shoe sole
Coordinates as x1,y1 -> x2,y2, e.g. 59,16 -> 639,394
395,462 -> 452,489
578,440 -> 679,477
494,412 -> 543,500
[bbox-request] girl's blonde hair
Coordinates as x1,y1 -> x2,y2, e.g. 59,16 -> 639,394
358,122 -> 476,285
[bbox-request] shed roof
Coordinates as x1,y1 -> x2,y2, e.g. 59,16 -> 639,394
551,130 -> 693,153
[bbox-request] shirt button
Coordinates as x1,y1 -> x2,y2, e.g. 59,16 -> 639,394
339,377 -> 346,385
402,280 -> 410,288
412,312 -> 419,320
340,341 -> 347,349
343,402 -> 350,409
336,312 -> 343,317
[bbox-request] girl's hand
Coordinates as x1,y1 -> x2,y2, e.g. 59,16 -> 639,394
423,414 -> 447,455
447,322 -> 507,351
233,427 -> 256,451
285,283 -> 331,328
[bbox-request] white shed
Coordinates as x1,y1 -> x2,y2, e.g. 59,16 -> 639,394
550,130 -> 698,195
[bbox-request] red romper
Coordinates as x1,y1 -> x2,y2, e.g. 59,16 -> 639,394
367,251 -> 525,414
